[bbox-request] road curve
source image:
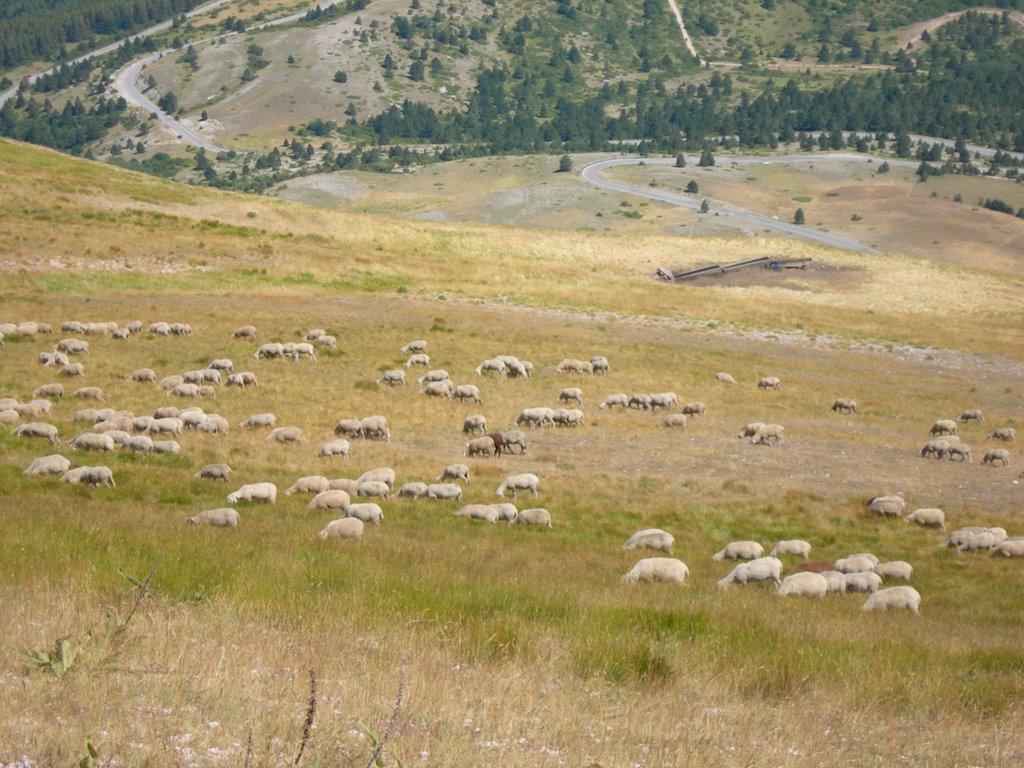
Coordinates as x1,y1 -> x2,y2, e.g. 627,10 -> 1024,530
581,155 -> 885,253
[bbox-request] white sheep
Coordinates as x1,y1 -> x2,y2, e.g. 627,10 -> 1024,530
334,418 -> 363,438
401,340 -> 428,354
830,398 -> 857,414
226,371 -> 259,389
515,407 -> 553,429
589,356 -> 609,374
453,384 -> 481,404
345,502 -> 383,525
421,380 -> 453,399
474,358 -> 506,377
145,417 -> 183,437
930,419 -> 958,437
622,558 -> 689,585
208,358 -> 234,372
376,370 -> 407,387
842,571 -> 882,593
820,571 -> 847,594
437,464 -> 470,484
328,478 -> 359,494
0,409 -> 19,425
957,409 -> 985,425
757,376 -> 781,390
151,440 -> 181,454
123,435 -> 154,453
737,422 -> 765,439
405,353 -> 430,368
307,490 -> 352,510
227,482 -> 277,504
991,538 -> 1024,558
61,465 -> 115,487
559,387 -> 583,405
239,413 -> 276,429
499,429 -> 527,454
982,448 -> 1010,467
194,463 -> 232,481
874,561 -> 913,580
128,368 -> 157,384
716,372 -> 737,384
284,476 -> 331,496
682,402 -> 706,419
285,342 -> 318,362
60,362 -> 85,377
903,507 -> 945,530
453,504 -> 500,523
396,482 -> 428,500
357,467 -> 395,489
556,358 -> 594,375
622,528 -> 674,554
317,439 -> 350,459
712,540 -> 764,562
198,414 -> 229,436
496,473 -> 540,498
426,483 -> 463,501
944,527 -> 1007,552
13,422 -> 60,444
489,503 -> 519,522
360,415 -> 391,442
866,495 -> 906,517
661,413 -> 688,429
778,572 -> 828,597
266,426 -> 305,444
834,555 -> 877,574
598,394 -> 629,410
862,586 -> 921,614
465,436 -> 497,458
232,325 -> 257,339
751,424 -> 785,446
650,392 -> 678,411
318,517 -> 364,541
770,540 -> 812,558
986,427 -> 1016,442
463,415 -> 488,435
254,342 -> 284,359
627,394 -> 651,410
187,508 -> 239,528
23,454 -> 71,476
716,557 -> 783,588
33,383 -> 64,399
510,508 -> 552,527
356,480 -> 391,499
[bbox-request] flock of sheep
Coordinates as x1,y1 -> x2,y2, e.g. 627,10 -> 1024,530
3,315 -> 1020,618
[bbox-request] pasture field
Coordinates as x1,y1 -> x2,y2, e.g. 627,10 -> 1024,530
2,139 -> 1024,766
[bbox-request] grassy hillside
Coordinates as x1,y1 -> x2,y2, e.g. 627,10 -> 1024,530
2,139 -> 1024,766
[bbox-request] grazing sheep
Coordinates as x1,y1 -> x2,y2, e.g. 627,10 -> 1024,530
650,393 -> 678,411
328,478 -> 360,494
167,383 -> 201,398
903,507 -> 945,529
318,517 -> 364,541
465,436 -> 497,458
405,353 -> 430,368
60,363 -> 85,377
198,414 -> 229,435
506,360 -> 532,379
489,503 -> 519,522
305,328 -> 326,341
226,371 -> 259,390
757,376 -> 781,390
356,480 -> 391,499
61,465 -> 115,487
778,572 -> 828,597
169,322 -> 192,336
559,387 -> 583,406
227,482 -> 278,504
179,409 -> 208,431
598,394 -> 629,410
958,409 -> 985,425
843,571 -> 883,593
438,464 -> 470,484
847,552 -> 880,565
360,415 -> 391,442
159,375 -> 184,391
266,426 -> 305,445
194,463 -> 232,481
421,380 -> 454,399
13,402 -> 48,419
496,473 -> 540,498
453,504 -> 500,523
123,435 -> 154,453
751,424 -> 785,446
682,402 -> 706,419
0,409 -> 19,425
834,555 -> 877,574
314,334 -> 336,349
862,586 -> 921,614
737,422 -> 765,439
334,418 -> 363,438
254,342 -> 285,360
474,358 -> 506,377
622,528 -> 674,554
187,508 -> 239,528
183,369 -> 221,386
770,540 -> 812,558
208,358 -> 233,372
820,571 -> 848,594
622,558 -> 689,585
376,370 -> 407,387
453,384 -> 481,404
929,419 -> 958,437
396,482 -> 429,500
285,476 -> 331,496
661,413 -> 688,429
552,408 -> 584,428
128,368 -> 157,384
145,417 -> 184,437
499,429 -> 527,454
986,427 -> 1016,442
151,440 -> 181,455
590,356 -> 609,375
866,495 -> 906,517
982,448 -> 1011,467
991,538 -> 1024,558
308,490 -> 351,510
357,467 -> 396,489
944,527 -> 1007,552
345,502 -> 384,525
426,483 -> 463,501
239,413 -> 276,429
233,325 -> 257,339
716,372 -> 737,384
12,422 -> 59,444
831,398 -> 857,414
463,415 -> 488,435
285,342 -> 318,362
38,351 -> 68,367
947,444 -> 972,462
516,407 -> 553,429
33,383 -> 64,399
317,439 -> 350,459
712,541 -> 764,562
874,561 -> 913,580
557,358 -> 594,375
510,507 -> 552,526
716,557 -> 783,588
401,340 -> 428,354
71,408 -> 102,423
920,439 -> 951,460
56,338 -> 89,355
23,454 -> 71,476
104,430 -> 132,447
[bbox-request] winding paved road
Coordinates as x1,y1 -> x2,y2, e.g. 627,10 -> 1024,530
579,155 -> 926,253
